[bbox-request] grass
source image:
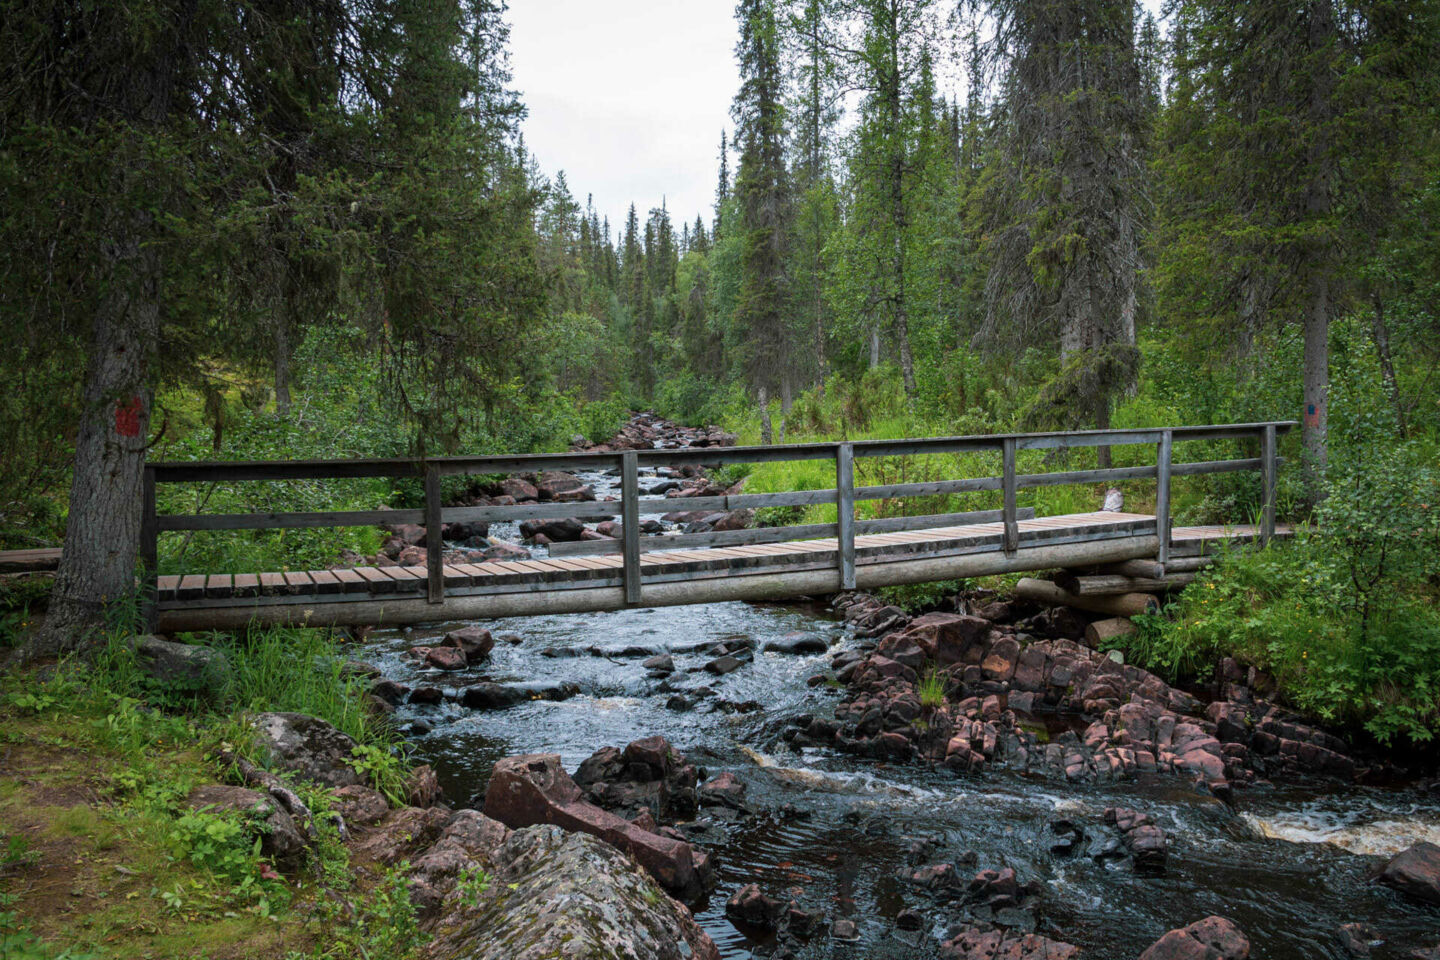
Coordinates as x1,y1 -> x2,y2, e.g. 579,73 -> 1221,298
918,667 -> 947,710
0,625 -> 426,959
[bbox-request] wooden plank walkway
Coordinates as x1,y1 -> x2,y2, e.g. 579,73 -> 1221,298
0,547 -> 61,574
153,512 -> 1287,612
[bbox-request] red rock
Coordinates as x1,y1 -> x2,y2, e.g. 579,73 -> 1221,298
982,636 -> 1020,681
483,753 -> 710,899
1139,916 -> 1250,960
725,883 -> 782,928
332,784 -> 390,825
443,626 -> 495,663
423,646 -> 468,671
1377,841 -> 1440,905
500,477 -> 538,501
941,928 -> 1079,959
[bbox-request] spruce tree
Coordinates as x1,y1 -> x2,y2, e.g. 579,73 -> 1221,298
732,0 -> 794,434
973,0 -> 1147,449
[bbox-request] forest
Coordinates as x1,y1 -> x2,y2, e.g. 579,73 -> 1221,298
1,1 -> 1439,958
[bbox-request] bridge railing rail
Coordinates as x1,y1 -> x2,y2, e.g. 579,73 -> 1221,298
143,421 -> 1294,612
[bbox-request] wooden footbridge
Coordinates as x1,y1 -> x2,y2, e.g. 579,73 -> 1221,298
134,422 -> 1292,632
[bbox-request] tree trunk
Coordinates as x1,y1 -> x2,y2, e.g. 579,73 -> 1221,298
274,316 -> 292,415
869,326 -> 881,368
1302,272 -> 1329,499
758,385 -> 773,445
33,242 -> 159,655
1369,290 -> 1406,436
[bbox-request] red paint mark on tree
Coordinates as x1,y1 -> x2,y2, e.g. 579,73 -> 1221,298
1304,403 -> 1321,429
114,395 -> 143,437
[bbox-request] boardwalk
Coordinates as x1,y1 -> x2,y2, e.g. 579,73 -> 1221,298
137,421 -> 1294,631
150,513 -> 1285,631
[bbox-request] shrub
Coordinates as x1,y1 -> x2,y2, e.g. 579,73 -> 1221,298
1117,445 -> 1440,745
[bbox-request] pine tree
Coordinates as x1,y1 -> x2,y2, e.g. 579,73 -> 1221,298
973,0 -> 1147,449
732,0 -> 794,436
1158,0 -> 1439,494
715,130 -> 732,236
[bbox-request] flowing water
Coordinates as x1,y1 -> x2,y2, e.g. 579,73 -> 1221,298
360,470 -> 1440,959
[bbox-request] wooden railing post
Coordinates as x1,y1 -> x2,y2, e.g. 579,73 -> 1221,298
424,465 -> 444,604
1001,437 -> 1018,556
1260,423 -> 1277,545
140,465 -> 158,632
1156,429 -> 1173,564
836,443 -> 855,590
621,451 -> 642,604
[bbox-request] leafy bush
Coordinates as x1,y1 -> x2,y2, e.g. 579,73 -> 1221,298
876,580 -> 963,614
1117,445 -> 1440,745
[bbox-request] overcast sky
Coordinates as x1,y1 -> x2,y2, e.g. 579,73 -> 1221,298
506,2 -> 1165,238
507,1 -> 739,236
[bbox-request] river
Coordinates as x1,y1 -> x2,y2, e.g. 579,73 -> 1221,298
359,467 -> 1439,958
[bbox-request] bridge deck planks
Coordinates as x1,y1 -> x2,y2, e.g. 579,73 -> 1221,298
153,512 -> 1292,609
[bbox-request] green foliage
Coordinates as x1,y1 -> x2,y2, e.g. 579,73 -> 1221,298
167,808 -> 290,913
453,865 -> 493,909
346,744 -> 411,808
1116,446 -> 1440,744
917,667 -> 947,710
290,865 -> 425,960
211,627 -> 393,750
876,580 -> 963,615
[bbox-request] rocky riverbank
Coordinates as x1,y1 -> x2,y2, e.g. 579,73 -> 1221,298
217,708 -> 722,960
345,579 -> 1440,959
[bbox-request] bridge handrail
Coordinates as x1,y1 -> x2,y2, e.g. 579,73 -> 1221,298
140,421 -> 1294,617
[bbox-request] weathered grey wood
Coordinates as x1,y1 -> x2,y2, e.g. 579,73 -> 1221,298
857,477 -> 1002,499
1156,429 -> 1173,564
140,465 -> 158,630
854,507 -> 1035,534
1261,423 -> 1277,545
549,522 -> 841,557
1013,577 -> 1160,616
158,508 -> 424,532
425,466 -> 443,604
156,533 -> 1167,630
1086,617 -> 1138,646
1053,572 -> 1194,595
621,451 -> 641,604
647,488 -> 839,514
150,421 -> 1297,486
1162,556 -> 1214,574
1002,437 -> 1018,556
444,501 -> 618,524
836,442 -> 855,590
1091,558 -> 1167,579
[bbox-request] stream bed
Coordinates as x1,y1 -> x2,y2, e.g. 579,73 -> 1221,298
358,469 -> 1439,959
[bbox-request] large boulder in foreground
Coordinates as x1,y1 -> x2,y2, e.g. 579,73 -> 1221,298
1138,916 -> 1250,960
1377,842 -> 1440,905
423,824 -> 718,960
249,712 -> 361,788
483,753 -> 711,901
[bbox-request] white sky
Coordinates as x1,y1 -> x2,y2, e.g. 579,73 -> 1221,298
507,1 -> 739,237
506,1 -> 1166,239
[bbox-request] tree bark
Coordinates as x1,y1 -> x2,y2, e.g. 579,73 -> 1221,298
1369,290 -> 1406,436
274,315 -> 292,415
33,238 -> 159,655
1302,271 -> 1329,499
758,385 -> 773,445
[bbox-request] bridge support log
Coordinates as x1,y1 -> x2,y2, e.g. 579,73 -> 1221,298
1012,577 -> 1160,617
155,535 -> 1160,632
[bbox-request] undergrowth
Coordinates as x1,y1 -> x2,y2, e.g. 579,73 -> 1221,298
1113,443 -> 1440,745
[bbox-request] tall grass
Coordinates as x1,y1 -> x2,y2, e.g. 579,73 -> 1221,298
212,627 -> 389,748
